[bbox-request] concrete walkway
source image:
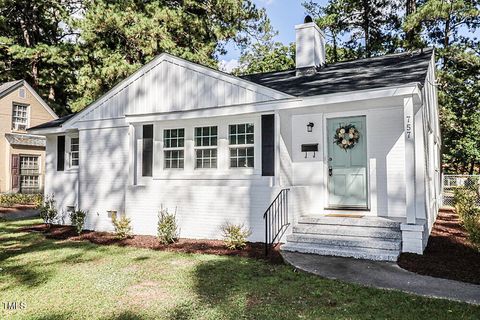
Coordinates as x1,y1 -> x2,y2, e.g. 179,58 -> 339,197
0,209 -> 39,220
282,251 -> 480,305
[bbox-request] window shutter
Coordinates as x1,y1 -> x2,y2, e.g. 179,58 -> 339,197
11,154 -> 20,190
142,125 -> 153,177
261,114 -> 275,176
57,136 -> 65,171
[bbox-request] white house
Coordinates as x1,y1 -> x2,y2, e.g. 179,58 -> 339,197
29,19 -> 441,261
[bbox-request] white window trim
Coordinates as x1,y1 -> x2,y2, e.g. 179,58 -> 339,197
137,116 -> 262,179
66,133 -> 79,170
228,123 -> 255,169
163,128 -> 185,169
194,126 -> 218,170
12,103 -> 30,131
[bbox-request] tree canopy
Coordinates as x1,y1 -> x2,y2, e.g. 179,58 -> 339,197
0,0 -> 479,173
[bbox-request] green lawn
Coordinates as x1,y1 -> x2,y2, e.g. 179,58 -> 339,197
1,218 -> 479,320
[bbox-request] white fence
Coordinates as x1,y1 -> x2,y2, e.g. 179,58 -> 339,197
442,174 -> 480,208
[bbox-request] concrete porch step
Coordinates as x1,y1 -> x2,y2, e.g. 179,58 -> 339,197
281,242 -> 400,262
293,224 -> 402,239
286,233 -> 401,251
298,216 -> 401,228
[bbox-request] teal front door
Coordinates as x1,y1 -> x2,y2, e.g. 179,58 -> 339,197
327,116 -> 368,209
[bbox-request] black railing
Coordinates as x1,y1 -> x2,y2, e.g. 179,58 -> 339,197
264,188 -> 290,256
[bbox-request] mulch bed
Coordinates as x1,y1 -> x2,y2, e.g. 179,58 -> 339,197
398,209 -> 480,285
0,205 -> 37,214
20,224 -> 284,264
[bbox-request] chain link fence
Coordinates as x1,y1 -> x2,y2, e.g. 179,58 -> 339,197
442,175 -> 480,208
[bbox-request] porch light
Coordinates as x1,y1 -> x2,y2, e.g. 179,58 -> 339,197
307,122 -> 314,132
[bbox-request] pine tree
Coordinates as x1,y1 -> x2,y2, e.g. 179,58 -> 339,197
303,0 -> 402,59
233,18 -> 295,75
71,0 -> 265,111
0,0 -> 79,115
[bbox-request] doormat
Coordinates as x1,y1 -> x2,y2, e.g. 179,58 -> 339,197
325,214 -> 364,218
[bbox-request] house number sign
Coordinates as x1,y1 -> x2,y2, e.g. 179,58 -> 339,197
405,115 -> 413,139
404,101 -> 414,140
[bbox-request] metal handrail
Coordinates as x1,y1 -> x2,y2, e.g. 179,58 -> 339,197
264,188 -> 290,256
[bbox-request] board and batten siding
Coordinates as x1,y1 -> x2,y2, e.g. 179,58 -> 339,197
74,57 -> 286,124
44,135 -> 78,223
79,127 -> 129,231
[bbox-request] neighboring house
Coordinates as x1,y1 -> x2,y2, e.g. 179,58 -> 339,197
0,80 -> 58,194
29,19 -> 441,261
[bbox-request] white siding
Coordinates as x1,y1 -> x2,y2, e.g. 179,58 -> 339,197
78,127 -> 129,231
44,135 -> 78,223
75,58 -> 283,124
125,181 -> 279,242
368,107 -> 406,217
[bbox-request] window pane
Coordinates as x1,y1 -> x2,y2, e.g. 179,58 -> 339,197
229,123 -> 254,146
230,147 -> 254,168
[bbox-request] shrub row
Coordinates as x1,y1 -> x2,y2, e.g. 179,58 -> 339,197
453,188 -> 480,250
0,193 -> 43,208
37,193 -> 252,250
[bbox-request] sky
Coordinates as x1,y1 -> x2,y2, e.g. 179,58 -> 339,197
219,0 -> 328,72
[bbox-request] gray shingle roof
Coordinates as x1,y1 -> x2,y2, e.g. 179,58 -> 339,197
0,80 -> 22,97
241,49 -> 433,97
28,113 -> 75,131
5,133 -> 46,147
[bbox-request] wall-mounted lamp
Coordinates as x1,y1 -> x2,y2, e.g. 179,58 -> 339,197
307,122 -> 314,132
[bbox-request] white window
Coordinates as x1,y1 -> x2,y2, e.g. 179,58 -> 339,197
12,103 -> 28,131
195,126 -> 218,169
18,88 -> 26,98
70,137 -> 79,167
164,128 -> 184,169
229,123 -> 254,168
20,156 -> 39,193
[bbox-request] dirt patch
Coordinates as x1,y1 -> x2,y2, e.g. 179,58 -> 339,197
125,280 -> 174,308
0,204 -> 37,214
398,209 -> 480,285
20,224 -> 283,264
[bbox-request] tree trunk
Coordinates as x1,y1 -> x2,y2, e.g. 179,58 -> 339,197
405,0 -> 417,48
469,160 -> 476,175
332,33 -> 338,62
362,0 -> 370,57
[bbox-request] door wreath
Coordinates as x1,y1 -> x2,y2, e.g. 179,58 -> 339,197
334,124 -> 360,150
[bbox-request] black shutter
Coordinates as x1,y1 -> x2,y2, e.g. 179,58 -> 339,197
57,136 -> 65,171
262,114 -> 275,176
142,124 -> 153,177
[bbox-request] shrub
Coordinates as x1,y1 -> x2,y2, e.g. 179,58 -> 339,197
463,215 -> 480,249
111,213 -> 132,239
70,210 -> 87,235
0,193 -> 43,208
157,207 -> 179,244
453,187 -> 480,250
39,194 -> 58,226
221,223 -> 251,250
453,187 -> 478,220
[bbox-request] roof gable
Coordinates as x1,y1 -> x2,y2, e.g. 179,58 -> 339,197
0,80 -> 58,119
68,53 -> 291,126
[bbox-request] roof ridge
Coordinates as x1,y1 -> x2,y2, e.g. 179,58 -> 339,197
241,48 -> 434,78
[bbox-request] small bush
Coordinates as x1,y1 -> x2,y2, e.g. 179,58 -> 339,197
111,213 -> 132,239
70,209 -> 87,235
221,223 -> 251,250
157,208 -> 179,244
464,215 -> 480,249
0,193 -> 43,207
39,194 -> 58,226
453,187 -> 480,250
